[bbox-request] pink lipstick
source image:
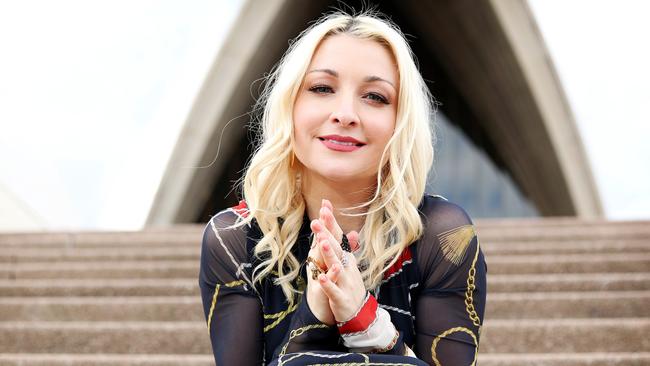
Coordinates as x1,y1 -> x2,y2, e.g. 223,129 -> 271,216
318,135 -> 365,152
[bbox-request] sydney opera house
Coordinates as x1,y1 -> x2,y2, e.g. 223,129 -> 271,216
147,0 -> 602,227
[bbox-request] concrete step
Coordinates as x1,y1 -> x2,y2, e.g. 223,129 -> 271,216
0,247 -> 200,263
474,217 -> 648,228
0,353 -> 648,366
3,252 -> 648,279
0,322 -> 211,354
479,318 -> 650,353
0,297 -> 204,322
487,252 -> 650,274
1,292 -> 647,322
1,319 -> 648,354
0,261 -> 198,279
2,239 -> 648,263
0,232 -> 201,248
478,353 -> 650,366
481,238 -> 650,255
1,220 -> 648,248
0,279 -> 199,297
0,354 -> 213,366
3,273 -> 647,297
485,291 -> 650,319
488,273 -> 650,292
477,228 -> 650,242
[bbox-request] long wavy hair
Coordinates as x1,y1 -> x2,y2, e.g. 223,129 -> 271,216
231,11 -> 435,305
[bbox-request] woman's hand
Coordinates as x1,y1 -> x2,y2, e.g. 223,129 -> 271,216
305,226 -> 337,325
312,200 -> 366,323
316,228 -> 366,323
306,199 -> 360,325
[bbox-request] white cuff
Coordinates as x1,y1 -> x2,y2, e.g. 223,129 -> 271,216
342,307 -> 396,351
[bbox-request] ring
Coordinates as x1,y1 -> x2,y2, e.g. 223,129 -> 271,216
306,256 -> 326,280
340,252 -> 349,268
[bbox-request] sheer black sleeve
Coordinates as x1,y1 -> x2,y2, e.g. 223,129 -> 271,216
271,290 -> 343,359
199,210 -> 264,365
414,197 -> 487,365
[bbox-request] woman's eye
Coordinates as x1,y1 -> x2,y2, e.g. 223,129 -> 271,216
365,92 -> 389,104
308,85 -> 333,94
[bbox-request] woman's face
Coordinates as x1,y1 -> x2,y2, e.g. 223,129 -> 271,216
293,34 -> 398,184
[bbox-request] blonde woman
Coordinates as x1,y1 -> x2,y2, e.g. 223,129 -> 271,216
199,11 -> 486,366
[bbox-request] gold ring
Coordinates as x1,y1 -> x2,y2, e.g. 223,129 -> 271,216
306,256 -> 326,280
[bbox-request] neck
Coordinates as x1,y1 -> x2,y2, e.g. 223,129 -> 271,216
300,170 -> 374,234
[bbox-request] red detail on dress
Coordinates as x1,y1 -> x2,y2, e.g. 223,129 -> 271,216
337,293 -> 378,334
232,200 -> 249,218
383,247 -> 412,280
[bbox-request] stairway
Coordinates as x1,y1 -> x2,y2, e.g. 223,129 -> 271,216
0,219 -> 649,365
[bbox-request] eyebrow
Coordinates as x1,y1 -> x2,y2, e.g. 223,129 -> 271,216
308,68 -> 396,90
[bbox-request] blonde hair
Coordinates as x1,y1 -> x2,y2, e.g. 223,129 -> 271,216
233,11 -> 435,305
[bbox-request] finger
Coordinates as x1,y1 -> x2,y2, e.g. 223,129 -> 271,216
319,206 -> 336,236
310,219 -> 323,234
319,206 -> 342,242
317,220 -> 343,260
321,198 -> 334,212
319,235 -> 342,270
346,230 -> 360,252
320,201 -> 343,239
318,273 -> 344,301
326,263 -> 341,283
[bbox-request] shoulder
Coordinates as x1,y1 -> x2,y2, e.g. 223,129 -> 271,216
416,195 -> 477,264
201,200 -> 252,253
418,194 -> 474,231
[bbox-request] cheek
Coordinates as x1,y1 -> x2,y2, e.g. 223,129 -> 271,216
293,98 -> 321,137
365,112 -> 396,145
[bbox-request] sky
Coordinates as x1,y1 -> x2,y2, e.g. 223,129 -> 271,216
0,0 -> 242,229
0,0 -> 648,230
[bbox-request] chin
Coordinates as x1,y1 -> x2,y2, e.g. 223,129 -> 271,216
315,166 -> 374,183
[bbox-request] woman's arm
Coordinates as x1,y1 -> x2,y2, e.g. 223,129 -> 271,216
413,197 -> 487,365
199,211 -> 264,365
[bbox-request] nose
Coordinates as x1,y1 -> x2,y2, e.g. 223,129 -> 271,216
330,94 -> 359,126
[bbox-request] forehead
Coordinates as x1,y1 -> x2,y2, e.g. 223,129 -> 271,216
308,34 -> 398,85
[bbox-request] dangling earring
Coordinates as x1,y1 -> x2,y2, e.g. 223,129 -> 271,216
290,152 -> 295,167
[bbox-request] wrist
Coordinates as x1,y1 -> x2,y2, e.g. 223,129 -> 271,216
306,286 -> 335,326
336,293 -> 400,353
337,291 -> 376,333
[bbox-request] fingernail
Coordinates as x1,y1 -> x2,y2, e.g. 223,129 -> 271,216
323,243 -> 329,251
319,274 -> 327,282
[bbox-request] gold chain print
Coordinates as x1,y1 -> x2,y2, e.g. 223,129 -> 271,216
280,351 -> 417,366
206,280 -> 246,331
430,228 -> 482,365
465,238 -> 482,327
264,303 -> 298,333
279,323 -> 330,357
430,327 -> 478,366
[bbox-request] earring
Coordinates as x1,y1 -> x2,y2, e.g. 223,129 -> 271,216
290,152 -> 295,167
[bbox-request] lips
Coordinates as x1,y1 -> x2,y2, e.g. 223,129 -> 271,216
317,134 -> 365,152
318,135 -> 366,146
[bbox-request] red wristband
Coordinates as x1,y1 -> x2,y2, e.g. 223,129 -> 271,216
337,292 -> 378,334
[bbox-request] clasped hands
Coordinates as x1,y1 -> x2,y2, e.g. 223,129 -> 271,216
306,199 -> 367,326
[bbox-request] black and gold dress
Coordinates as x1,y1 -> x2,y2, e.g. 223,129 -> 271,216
199,194 -> 487,365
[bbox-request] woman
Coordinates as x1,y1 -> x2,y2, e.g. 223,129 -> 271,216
199,11 -> 486,366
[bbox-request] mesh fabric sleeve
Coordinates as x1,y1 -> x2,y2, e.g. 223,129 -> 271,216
413,198 -> 487,365
199,210 -> 264,365
271,290 -> 344,359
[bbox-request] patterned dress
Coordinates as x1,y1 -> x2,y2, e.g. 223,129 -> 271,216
199,195 -> 487,365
